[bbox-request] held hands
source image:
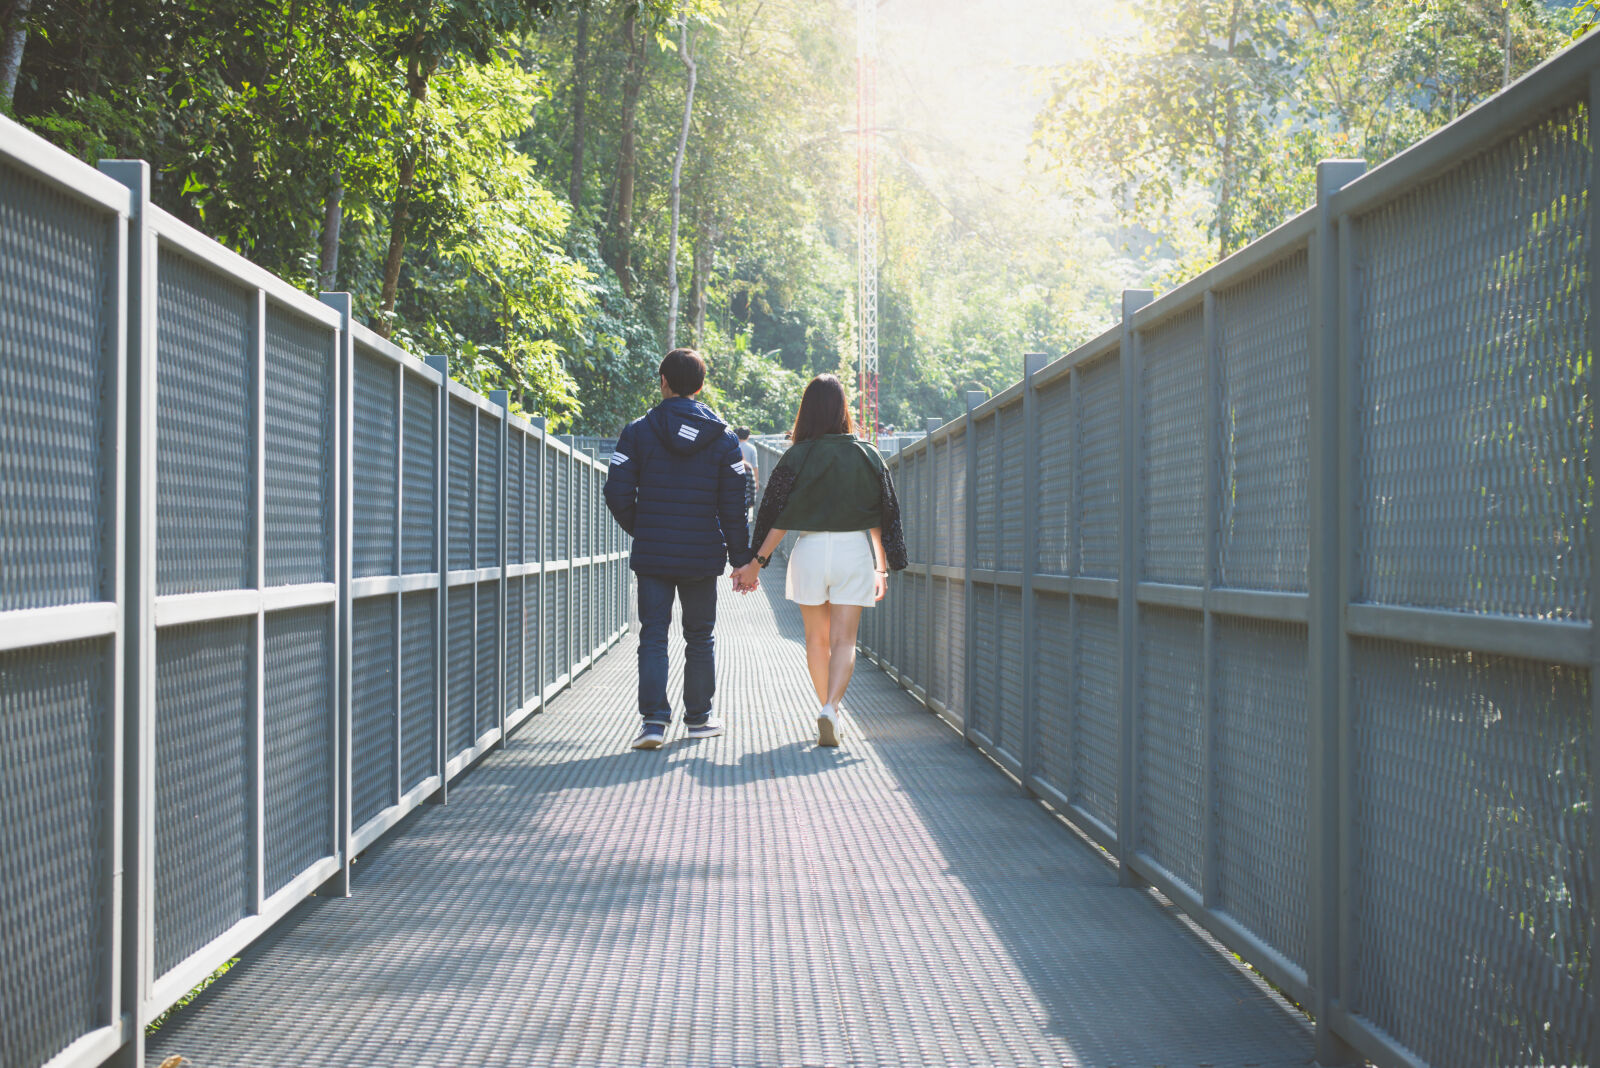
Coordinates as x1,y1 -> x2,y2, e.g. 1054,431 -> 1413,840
731,560 -> 762,593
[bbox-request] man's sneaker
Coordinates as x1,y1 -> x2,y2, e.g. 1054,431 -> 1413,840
816,706 -> 840,748
684,715 -> 724,739
631,722 -> 667,750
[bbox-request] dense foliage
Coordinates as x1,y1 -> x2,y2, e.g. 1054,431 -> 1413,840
0,0 -> 1586,431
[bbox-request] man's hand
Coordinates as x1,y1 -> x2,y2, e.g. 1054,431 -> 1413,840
731,560 -> 761,593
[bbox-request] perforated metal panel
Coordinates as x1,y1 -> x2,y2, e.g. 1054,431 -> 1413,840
505,576 -> 523,714
1072,599 -> 1119,832
945,576 -> 967,728
929,576 -> 950,709
351,597 -> 397,830
402,374 -> 437,575
155,251 -> 254,596
507,437 -> 524,567
1036,376 -> 1073,576
995,586 -> 1024,758
1136,607 -> 1204,891
544,571 -> 558,688
997,405 -> 1025,574
476,580 -> 499,737
447,399 -> 474,573
448,585 -> 475,755
545,445 -> 560,562
973,419 -> 997,571
154,618 -> 253,974
931,437 -> 950,567
522,576 -> 540,707
1217,254 -> 1309,592
0,639 -> 111,1068
264,307 -> 333,586
1077,355 -> 1120,578
1350,640 -> 1591,1067
353,352 -> 397,579
970,586 -> 997,738
476,414 -> 500,570
400,591 -> 437,792
0,161 -> 115,612
1215,618 -> 1308,969
556,453 -> 571,563
1140,309 -> 1206,586
1353,103 -> 1590,621
263,606 -> 334,893
946,429 -> 966,568
1033,592 -> 1072,795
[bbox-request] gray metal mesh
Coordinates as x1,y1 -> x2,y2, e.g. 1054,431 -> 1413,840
1217,253 -> 1310,592
264,308 -> 333,586
155,251 -> 254,596
931,437 -> 950,567
545,445 -> 560,562
353,351 -> 398,579
0,161 -> 114,612
544,570 -> 558,687
1135,607 -> 1205,891
476,580 -> 499,737
555,572 -> 570,678
997,404 -> 1025,574
995,586 -> 1024,758
945,576 -> 966,728
928,575 -> 950,709
263,606 -> 334,893
476,414 -> 500,569
402,373 -> 437,575
448,585 -> 475,754
1036,376 -> 1074,576
524,439 -> 540,564
153,618 -> 253,974
1140,309 -> 1206,586
1350,639 -> 1591,1067
522,576 -> 540,707
0,639 -> 110,1068
351,596 -> 397,830
1033,592 -> 1072,795
556,454 -> 571,562
400,591 -> 437,792
505,576 -> 523,713
447,400 -> 474,572
1353,102 -> 1590,620
973,419 -> 997,571
947,428 -> 966,567
1071,598 -> 1119,832
1214,618 -> 1308,969
507,436 -> 524,567
970,586 -> 997,738
1077,354 -> 1121,578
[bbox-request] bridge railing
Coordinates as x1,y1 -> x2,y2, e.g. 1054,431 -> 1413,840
0,118 -> 631,1068
863,34 -> 1598,1068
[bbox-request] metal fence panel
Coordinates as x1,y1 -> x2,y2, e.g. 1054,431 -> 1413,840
400,590 -> 437,793
351,596 -> 397,830
1072,598 -> 1119,833
352,352 -> 397,579
997,403 -> 1025,574
1135,606 -> 1205,892
1033,591 -> 1072,796
401,374 -> 437,575
263,606 -> 335,892
1140,308 -> 1206,586
1077,354 -> 1121,578
1036,377 -> 1073,576
973,417 -> 997,571
264,307 -> 334,586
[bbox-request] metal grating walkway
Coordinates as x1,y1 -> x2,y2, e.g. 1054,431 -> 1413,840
147,583 -> 1318,1067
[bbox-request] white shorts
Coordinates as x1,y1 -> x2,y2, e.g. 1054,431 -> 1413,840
786,530 -> 877,607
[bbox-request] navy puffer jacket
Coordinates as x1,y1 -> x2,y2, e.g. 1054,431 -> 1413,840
604,396 -> 754,578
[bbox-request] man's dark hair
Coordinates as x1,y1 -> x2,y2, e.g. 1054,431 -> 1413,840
734,426 -> 751,440
659,348 -> 706,396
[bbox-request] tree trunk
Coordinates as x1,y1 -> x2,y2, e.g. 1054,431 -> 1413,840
378,54 -> 433,337
691,219 -> 717,347
319,171 -> 343,292
568,1 -> 589,208
0,0 -> 34,108
612,14 -> 646,294
666,21 -> 697,350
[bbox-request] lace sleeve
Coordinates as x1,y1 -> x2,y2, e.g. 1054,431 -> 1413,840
879,464 -> 908,571
750,463 -> 796,555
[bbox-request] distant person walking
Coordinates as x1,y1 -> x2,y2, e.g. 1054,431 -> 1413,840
604,348 -> 755,750
745,374 -> 907,746
735,426 -> 759,524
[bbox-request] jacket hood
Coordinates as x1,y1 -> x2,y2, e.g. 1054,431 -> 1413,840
646,396 -> 728,456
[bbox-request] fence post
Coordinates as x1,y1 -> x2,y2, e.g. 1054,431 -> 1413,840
322,292 -> 355,897
425,356 -> 451,804
1200,292 -> 1219,911
1020,353 -> 1049,796
101,157 -> 153,1068
489,391 -> 509,748
922,418 -> 937,705
1590,70 -> 1600,1068
1308,158 -> 1365,1066
919,417 -> 940,694
1117,288 -> 1152,888
531,416 -> 547,711
962,393 -> 986,741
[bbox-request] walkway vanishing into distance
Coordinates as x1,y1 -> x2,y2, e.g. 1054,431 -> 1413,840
147,583 -> 1316,1068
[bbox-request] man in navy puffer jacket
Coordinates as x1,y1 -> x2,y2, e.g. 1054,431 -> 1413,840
604,348 -> 755,750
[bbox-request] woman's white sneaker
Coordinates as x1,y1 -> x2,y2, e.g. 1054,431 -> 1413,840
816,705 -> 840,747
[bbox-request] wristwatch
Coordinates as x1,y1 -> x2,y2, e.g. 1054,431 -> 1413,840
755,553 -> 771,569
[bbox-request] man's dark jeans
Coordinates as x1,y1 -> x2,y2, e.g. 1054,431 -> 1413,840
636,574 -> 717,725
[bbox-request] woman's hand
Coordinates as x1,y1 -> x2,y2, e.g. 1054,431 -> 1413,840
874,570 -> 887,602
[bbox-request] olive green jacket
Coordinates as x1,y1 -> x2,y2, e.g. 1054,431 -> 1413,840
750,435 -> 908,570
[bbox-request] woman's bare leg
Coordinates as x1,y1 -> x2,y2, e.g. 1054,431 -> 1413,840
824,603 -> 864,707
798,603 -> 832,705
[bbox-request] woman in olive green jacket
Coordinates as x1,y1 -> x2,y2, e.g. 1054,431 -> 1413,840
740,374 -> 907,746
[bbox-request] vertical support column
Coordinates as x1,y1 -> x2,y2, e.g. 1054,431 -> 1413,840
962,393 -> 985,740
489,391 -> 509,747
102,158 -> 152,1068
1200,292 -> 1219,909
1308,158 -> 1365,1067
1588,71 -> 1600,1068
921,420 -> 937,702
1117,288 -> 1153,888
1020,353 -> 1048,796
531,416 -> 547,709
564,437 -> 574,684
322,291 -> 354,895
252,289 -> 268,909
390,353 -> 404,807
425,356 -> 450,804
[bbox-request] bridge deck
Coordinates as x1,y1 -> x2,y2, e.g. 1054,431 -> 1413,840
147,583 -> 1317,1067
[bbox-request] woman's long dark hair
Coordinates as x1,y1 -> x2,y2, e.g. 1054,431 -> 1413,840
790,374 -> 855,443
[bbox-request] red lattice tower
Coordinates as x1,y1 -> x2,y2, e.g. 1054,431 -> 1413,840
856,0 -> 879,442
